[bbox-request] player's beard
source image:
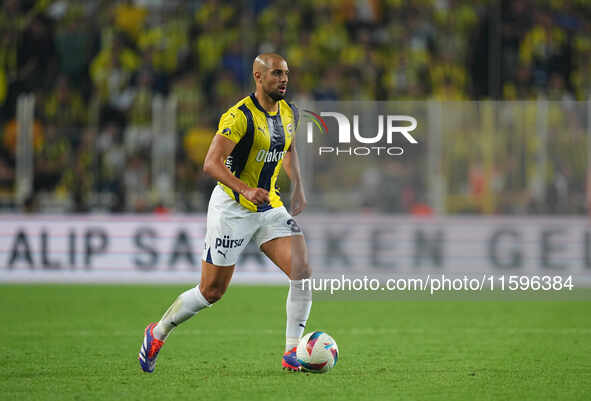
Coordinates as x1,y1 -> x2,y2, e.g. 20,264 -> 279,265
267,88 -> 285,101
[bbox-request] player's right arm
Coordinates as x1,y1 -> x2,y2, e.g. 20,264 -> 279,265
203,110 -> 269,205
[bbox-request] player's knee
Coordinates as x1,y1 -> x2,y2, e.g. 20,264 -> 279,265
290,262 -> 311,280
301,263 -> 312,279
200,286 -> 226,303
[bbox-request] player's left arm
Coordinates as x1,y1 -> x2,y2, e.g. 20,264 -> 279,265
283,139 -> 307,216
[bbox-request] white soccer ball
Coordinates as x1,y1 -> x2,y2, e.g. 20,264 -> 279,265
296,331 -> 339,373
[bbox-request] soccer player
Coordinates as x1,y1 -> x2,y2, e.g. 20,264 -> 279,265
138,53 -> 312,372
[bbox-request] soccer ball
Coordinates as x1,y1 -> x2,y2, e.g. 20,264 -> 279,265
296,331 -> 339,373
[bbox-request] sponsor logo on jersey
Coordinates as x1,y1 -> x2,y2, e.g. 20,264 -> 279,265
255,149 -> 286,163
225,156 -> 233,170
215,235 -> 245,249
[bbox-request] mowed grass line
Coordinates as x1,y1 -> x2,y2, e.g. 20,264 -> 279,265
1,285 -> 590,401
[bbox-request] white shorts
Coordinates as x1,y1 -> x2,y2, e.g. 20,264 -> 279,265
202,185 -> 303,266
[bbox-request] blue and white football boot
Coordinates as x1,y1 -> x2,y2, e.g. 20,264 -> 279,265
138,322 -> 165,373
282,347 -> 301,372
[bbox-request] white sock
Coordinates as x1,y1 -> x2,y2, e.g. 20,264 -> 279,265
153,286 -> 211,341
285,279 -> 312,351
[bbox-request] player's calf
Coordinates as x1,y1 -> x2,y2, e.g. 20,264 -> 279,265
139,286 -> 212,373
199,285 -> 226,304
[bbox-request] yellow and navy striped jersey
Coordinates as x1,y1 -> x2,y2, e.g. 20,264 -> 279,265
215,93 -> 299,212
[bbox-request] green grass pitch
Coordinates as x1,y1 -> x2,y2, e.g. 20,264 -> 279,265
1,285 -> 590,401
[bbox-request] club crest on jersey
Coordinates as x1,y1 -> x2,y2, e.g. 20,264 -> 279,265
255,149 -> 286,163
287,123 -> 293,134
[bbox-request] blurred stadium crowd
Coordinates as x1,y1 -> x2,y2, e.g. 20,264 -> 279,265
0,0 -> 590,214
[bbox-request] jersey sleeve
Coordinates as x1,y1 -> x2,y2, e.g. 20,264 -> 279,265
215,109 -> 248,143
288,102 -> 300,130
